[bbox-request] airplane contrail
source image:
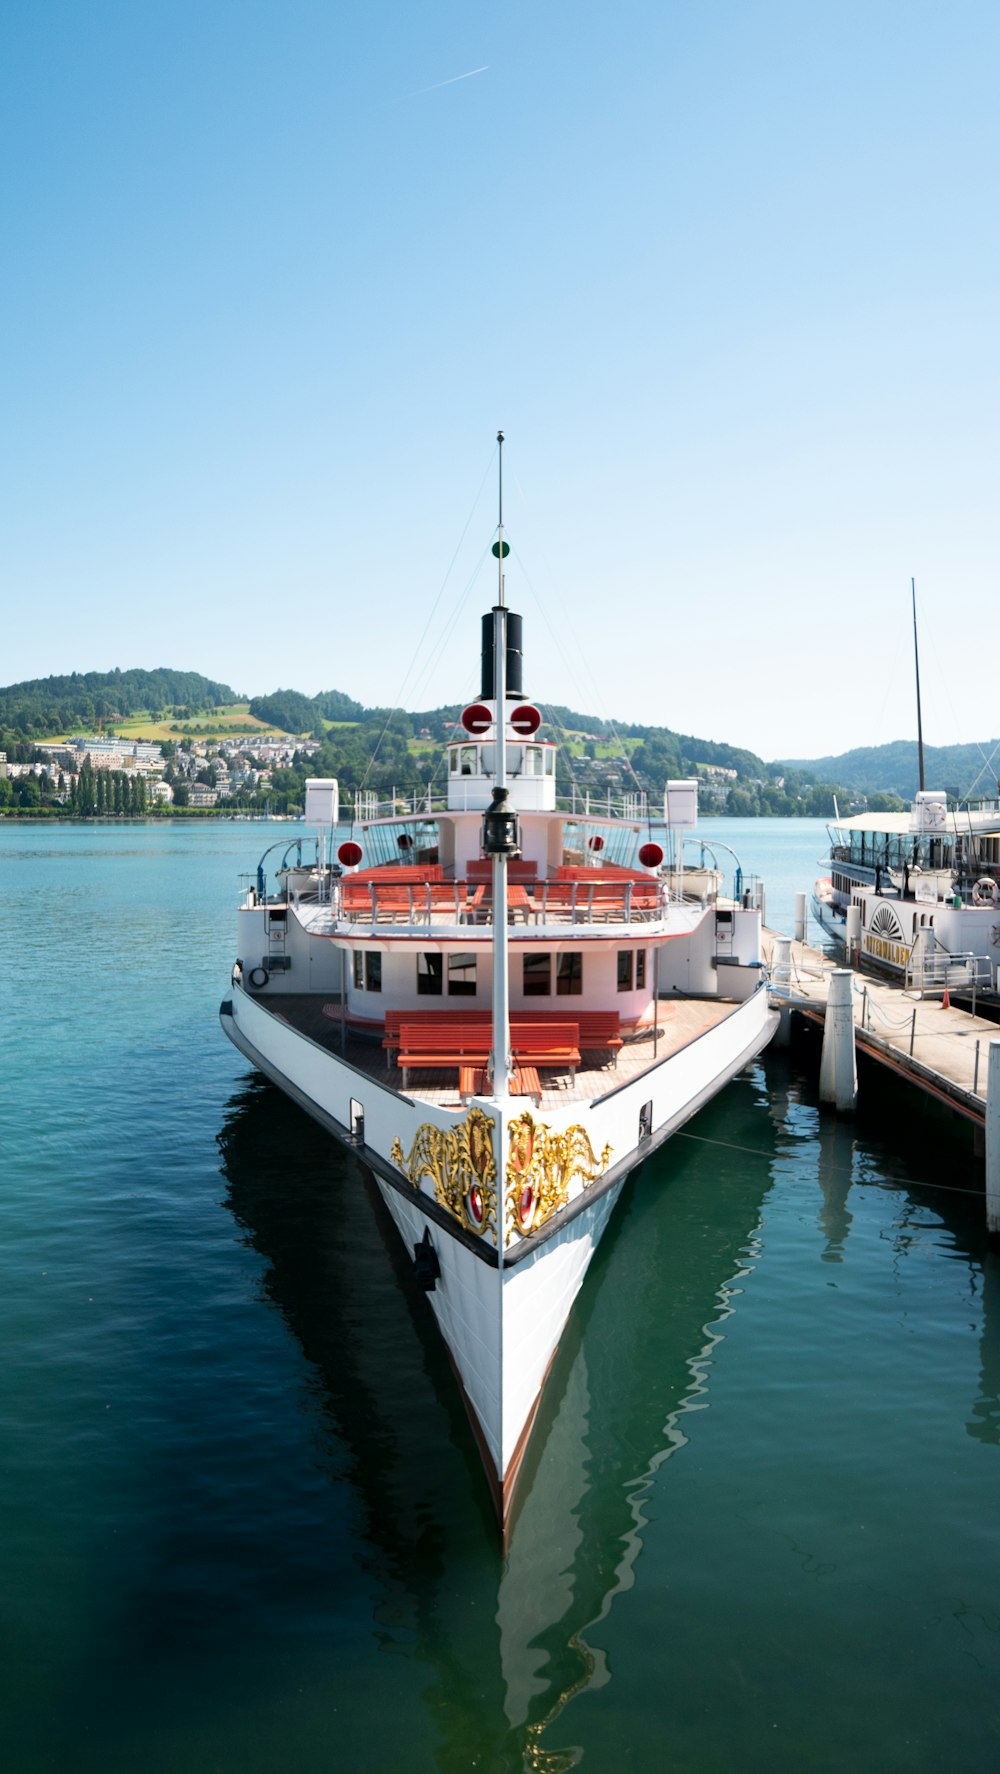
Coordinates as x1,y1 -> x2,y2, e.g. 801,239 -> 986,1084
409,65 -> 488,97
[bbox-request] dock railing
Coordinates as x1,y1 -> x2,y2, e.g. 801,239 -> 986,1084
905,941 -> 992,1003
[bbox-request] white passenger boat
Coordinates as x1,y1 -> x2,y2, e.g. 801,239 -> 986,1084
811,583 -> 1000,999
813,792 -> 1000,998
220,440 -> 776,1528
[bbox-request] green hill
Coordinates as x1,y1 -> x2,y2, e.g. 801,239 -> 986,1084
11,665 -> 993,818
772,739 -> 1000,801
0,668 -> 238,739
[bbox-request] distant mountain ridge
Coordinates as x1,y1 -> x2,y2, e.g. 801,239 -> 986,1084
772,739 -> 1000,801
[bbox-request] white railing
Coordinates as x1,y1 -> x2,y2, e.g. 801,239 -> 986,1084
905,943 -> 991,992
313,876 -> 669,932
345,787 -> 657,823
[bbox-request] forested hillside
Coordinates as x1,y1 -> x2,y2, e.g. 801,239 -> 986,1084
4,665 -> 962,818
0,668 -> 237,739
773,739 -> 1000,801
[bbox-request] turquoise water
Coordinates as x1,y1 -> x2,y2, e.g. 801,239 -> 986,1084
2,819 -> 998,1772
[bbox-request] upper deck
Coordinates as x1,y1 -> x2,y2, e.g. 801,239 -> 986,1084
311,865 -> 668,933
262,858 -> 745,944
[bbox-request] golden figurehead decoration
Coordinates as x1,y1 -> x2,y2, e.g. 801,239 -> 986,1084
505,1112 -> 612,1241
391,1107 -> 498,1239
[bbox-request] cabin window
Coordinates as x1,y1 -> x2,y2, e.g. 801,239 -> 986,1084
618,949 -> 646,990
450,750 -> 459,773
417,953 -> 443,995
365,952 -> 382,992
353,952 -> 363,989
523,953 -> 551,996
557,952 -> 582,995
448,953 -> 477,996
460,746 -> 477,775
525,746 -> 543,776
544,750 -> 555,775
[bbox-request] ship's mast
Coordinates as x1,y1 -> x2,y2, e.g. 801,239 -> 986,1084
489,431 -> 512,1097
912,577 -> 925,794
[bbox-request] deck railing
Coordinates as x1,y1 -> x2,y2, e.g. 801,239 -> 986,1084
342,787 -> 651,822
305,875 -> 673,931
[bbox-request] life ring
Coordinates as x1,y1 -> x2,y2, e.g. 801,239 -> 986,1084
972,877 -> 999,907
249,966 -> 269,989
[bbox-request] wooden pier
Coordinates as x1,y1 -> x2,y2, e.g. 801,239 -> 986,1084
762,929 -> 993,1126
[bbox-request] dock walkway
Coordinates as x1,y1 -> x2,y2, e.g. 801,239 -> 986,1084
762,929 -> 994,1126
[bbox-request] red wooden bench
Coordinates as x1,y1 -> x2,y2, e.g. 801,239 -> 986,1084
535,881 -> 658,920
397,1017 -> 580,1088
342,878 -> 471,922
573,1011 -> 623,1062
509,1021 -> 580,1079
397,1021 -> 492,1089
458,1063 -> 542,1102
382,1007 -> 620,1062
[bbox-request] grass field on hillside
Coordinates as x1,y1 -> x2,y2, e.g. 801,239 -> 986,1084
47,704 -> 287,742
563,734 -> 643,758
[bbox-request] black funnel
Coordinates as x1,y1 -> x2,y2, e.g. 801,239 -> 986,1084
481,609 -> 524,700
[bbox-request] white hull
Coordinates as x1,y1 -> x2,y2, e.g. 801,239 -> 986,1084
222,979 -> 775,1523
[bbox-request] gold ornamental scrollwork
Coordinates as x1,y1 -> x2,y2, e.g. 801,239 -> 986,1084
505,1112 -> 612,1243
390,1107 -> 497,1240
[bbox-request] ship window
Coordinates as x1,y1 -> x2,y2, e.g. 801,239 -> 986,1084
417,953 -> 443,995
523,953 -> 551,996
353,952 -> 363,989
557,952 -> 582,995
617,951 -> 633,991
365,952 -> 382,992
525,746 -> 543,776
450,750 -> 459,773
448,953 -> 477,996
636,949 -> 646,989
544,750 -> 555,775
460,746 -> 477,775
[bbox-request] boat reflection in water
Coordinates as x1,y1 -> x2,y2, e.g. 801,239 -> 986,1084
217,1053 -> 997,1771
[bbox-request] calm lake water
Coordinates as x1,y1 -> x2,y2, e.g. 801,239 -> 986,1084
2,818 -> 998,1772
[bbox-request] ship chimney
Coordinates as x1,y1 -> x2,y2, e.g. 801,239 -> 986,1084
481,608 -> 524,700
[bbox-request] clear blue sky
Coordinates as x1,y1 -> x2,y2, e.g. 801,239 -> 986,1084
2,0 -> 997,760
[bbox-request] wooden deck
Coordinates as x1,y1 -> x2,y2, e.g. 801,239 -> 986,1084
763,929 -> 995,1124
259,994 -> 740,1110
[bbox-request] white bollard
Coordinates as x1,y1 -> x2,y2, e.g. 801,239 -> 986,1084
771,935 -> 792,997
987,1039 -> 1000,1237
845,905 -> 861,966
819,969 -> 857,1112
770,933 -> 793,1046
794,892 -> 808,944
